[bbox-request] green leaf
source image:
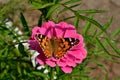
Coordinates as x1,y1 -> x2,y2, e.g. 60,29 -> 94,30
83,16 -> 93,35
91,59 -> 107,72
55,65 -> 60,74
20,13 -> 30,36
53,0 -> 60,4
46,4 -> 61,18
74,16 -> 79,29
106,38 -> 120,55
18,43 -> 27,57
38,15 -> 43,27
96,37 -> 120,58
63,0 -> 81,5
17,64 -> 22,75
58,74 -> 68,80
59,3 -> 81,14
78,14 -> 107,34
77,10 -> 106,13
112,28 -> 120,38
32,71 -> 49,79
61,5 -> 107,34
29,2 -> 54,10
98,17 -> 113,35
60,16 -> 75,21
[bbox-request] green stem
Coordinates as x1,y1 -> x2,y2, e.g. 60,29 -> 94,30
50,67 -> 54,80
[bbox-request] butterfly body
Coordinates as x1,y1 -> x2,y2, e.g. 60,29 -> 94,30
35,34 -> 79,58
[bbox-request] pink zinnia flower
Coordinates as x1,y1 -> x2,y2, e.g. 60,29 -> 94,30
28,21 -> 87,73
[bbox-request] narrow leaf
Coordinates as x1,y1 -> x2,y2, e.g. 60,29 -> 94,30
77,10 -> 106,13
74,16 -> 79,29
20,13 -> 30,36
46,4 -> 61,18
98,17 -> 113,35
78,14 -> 107,34
106,38 -> 120,55
32,71 -> 49,78
63,0 -> 81,5
38,15 -> 43,27
59,3 -> 81,14
18,43 -> 27,57
61,5 -> 107,34
112,28 -> 120,38
83,15 -> 93,35
96,37 -> 120,58
60,16 -> 75,21
18,43 -> 24,54
91,59 -> 107,72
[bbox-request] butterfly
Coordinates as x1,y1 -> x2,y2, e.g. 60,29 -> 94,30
35,34 -> 79,58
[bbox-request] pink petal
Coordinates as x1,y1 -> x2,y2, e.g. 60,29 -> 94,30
65,54 -> 76,67
64,29 -> 77,38
40,21 -> 55,38
80,48 -> 87,59
46,59 -> 56,67
53,26 -> 65,37
55,22 -> 77,37
67,60 -> 76,67
31,26 -> 41,39
68,50 -> 83,59
42,21 -> 55,28
57,59 -> 67,67
61,66 -> 72,73
75,58 -> 83,64
28,39 -> 43,53
50,57 -> 58,61
36,55 -> 45,65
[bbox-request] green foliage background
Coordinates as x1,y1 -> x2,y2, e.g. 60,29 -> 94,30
0,0 -> 120,80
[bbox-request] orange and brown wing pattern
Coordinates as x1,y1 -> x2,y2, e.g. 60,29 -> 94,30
35,34 -> 52,58
36,34 -> 79,59
54,37 -> 79,58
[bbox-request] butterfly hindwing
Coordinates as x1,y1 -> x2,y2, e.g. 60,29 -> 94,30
35,34 -> 52,58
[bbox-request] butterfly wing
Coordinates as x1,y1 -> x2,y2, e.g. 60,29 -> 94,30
54,37 -> 79,58
35,34 -> 52,58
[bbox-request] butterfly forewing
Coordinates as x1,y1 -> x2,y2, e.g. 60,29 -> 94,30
35,34 -> 52,58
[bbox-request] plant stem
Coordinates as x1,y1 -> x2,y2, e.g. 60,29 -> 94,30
50,67 -> 54,80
